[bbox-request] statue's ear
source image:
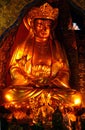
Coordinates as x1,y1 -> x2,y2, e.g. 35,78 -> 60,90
23,16 -> 33,30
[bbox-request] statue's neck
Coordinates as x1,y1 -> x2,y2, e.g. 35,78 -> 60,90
34,36 -> 49,44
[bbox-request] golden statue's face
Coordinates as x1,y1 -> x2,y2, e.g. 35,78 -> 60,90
34,19 -> 52,39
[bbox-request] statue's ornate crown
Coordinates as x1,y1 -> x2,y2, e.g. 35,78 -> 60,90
27,2 -> 59,21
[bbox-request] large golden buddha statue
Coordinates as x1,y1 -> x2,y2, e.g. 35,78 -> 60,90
9,3 -> 69,88
3,2 -> 80,125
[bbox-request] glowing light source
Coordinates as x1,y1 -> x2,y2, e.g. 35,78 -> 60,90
72,94 -> 82,106
73,23 -> 80,30
5,94 -> 13,101
74,98 -> 81,105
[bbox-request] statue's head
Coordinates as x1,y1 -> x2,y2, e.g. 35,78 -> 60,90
33,18 -> 53,40
23,2 -> 59,40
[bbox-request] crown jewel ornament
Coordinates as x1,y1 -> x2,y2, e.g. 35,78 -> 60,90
27,2 -> 59,21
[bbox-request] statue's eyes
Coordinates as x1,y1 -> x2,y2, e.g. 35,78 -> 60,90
34,20 -> 52,29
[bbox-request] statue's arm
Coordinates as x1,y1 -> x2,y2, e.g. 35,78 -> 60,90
9,45 -> 29,85
52,62 -> 70,88
51,40 -> 70,88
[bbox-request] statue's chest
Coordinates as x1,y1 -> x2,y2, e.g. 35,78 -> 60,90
32,43 -> 52,66
31,43 -> 52,78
